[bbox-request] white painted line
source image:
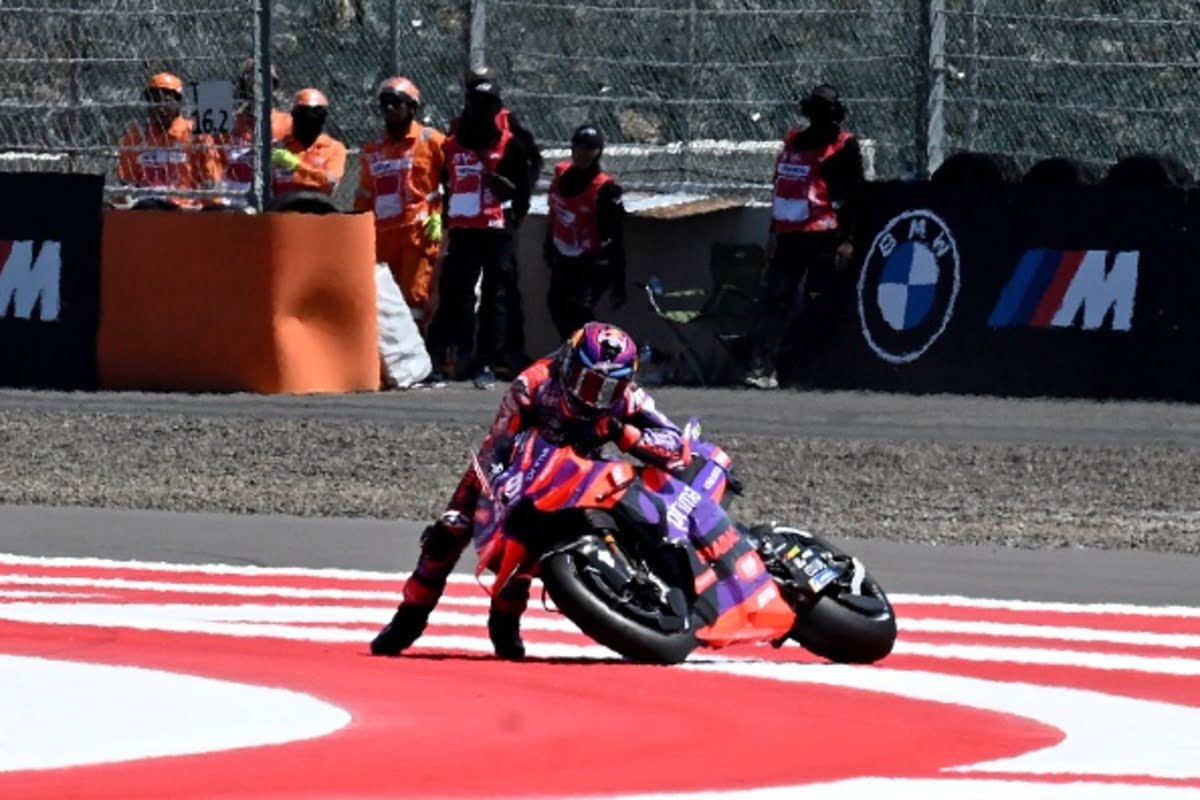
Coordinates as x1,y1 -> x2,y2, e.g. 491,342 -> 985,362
683,660 -> 1200,779
0,602 -> 582,633
893,594 -> 1200,619
890,640 -> 1200,676
0,552 -> 418,582
900,618 -> 1200,649
0,590 -> 102,599
0,603 -> 599,652
0,574 -> 415,601
579,779 -> 1200,799
3,554 -> 1198,618
4,601 -> 1200,676
0,655 -> 350,772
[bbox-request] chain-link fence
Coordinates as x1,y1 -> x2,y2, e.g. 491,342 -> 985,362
488,0 -> 921,193
943,1 -> 1200,174
273,0 -> 468,208
0,0 -> 470,208
0,0 -> 256,200
3,0 -> 1200,205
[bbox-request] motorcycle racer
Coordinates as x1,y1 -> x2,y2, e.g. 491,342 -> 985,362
372,322 -> 688,660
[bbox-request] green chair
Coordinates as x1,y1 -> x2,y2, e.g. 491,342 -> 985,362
638,243 -> 766,385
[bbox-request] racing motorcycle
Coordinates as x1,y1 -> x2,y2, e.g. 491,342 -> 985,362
470,419 -> 896,665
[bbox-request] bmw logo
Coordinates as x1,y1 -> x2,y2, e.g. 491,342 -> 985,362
856,209 -> 961,364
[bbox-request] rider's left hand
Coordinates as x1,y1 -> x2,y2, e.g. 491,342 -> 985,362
592,415 -> 619,442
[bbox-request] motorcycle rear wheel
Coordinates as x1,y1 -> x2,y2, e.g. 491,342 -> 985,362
541,538 -> 698,665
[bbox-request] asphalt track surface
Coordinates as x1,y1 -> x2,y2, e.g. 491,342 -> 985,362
1,386 -> 1198,606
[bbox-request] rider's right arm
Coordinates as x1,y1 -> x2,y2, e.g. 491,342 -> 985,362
487,378 -> 531,441
481,371 -> 541,466
481,359 -> 553,465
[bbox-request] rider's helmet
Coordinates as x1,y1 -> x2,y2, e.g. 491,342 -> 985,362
559,322 -> 639,419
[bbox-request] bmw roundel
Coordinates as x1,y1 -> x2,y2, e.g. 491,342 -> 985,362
856,208 -> 961,364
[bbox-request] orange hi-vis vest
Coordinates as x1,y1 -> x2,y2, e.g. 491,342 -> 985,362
771,129 -> 850,233
443,128 -> 513,230
117,116 -> 221,207
219,108 -> 292,201
272,132 -> 347,196
356,123 -> 446,228
548,161 -> 614,257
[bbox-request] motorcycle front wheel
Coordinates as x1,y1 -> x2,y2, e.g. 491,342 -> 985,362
541,535 -> 698,665
791,553 -> 896,665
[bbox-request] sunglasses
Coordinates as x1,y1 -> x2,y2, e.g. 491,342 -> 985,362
379,95 -> 413,109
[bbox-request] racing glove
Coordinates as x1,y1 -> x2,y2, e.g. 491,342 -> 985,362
271,148 -> 301,172
423,214 -> 443,244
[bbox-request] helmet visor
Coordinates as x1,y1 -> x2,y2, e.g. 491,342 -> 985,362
564,360 -> 630,411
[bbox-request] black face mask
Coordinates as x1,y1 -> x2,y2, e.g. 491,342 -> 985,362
463,92 -> 502,121
292,108 -> 326,142
457,94 -> 501,149
806,112 -> 837,130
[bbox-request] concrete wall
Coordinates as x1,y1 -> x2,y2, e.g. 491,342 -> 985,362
516,205 -> 773,358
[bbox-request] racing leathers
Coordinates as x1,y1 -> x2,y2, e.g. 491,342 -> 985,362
373,350 -> 687,659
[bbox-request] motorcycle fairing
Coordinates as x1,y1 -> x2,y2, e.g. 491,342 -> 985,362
473,431 -> 635,596
617,424 -> 796,647
472,421 -> 796,647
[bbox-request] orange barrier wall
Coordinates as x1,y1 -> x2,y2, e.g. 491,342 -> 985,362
99,210 -> 379,394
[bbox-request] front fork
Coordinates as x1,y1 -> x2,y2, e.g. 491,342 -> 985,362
549,532 -> 691,632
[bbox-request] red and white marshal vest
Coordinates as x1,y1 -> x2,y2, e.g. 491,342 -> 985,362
771,129 -> 851,233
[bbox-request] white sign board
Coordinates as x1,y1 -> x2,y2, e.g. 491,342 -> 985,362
188,80 -> 235,136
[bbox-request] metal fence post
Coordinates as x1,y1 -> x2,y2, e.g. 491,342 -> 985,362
389,1 -> 401,76
920,0 -> 947,177
469,0 -> 488,72
965,0 -> 982,151
67,0 -> 82,172
254,0 -> 273,211
681,0 -> 697,185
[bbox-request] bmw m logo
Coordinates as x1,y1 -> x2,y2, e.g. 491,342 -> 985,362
856,209 -> 961,364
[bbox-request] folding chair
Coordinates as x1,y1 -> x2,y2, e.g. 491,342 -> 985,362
637,243 -> 766,386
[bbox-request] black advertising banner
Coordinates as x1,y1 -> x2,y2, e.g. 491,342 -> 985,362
799,182 -> 1198,402
0,172 -> 103,388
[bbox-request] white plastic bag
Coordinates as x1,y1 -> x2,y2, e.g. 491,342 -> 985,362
376,263 -> 432,389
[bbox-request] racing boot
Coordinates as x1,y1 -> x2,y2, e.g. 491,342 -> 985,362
487,610 -> 526,660
370,513 -> 471,656
488,576 -> 531,660
370,603 -> 431,656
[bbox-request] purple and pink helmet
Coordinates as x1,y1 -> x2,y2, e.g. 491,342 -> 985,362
560,322 -> 639,417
